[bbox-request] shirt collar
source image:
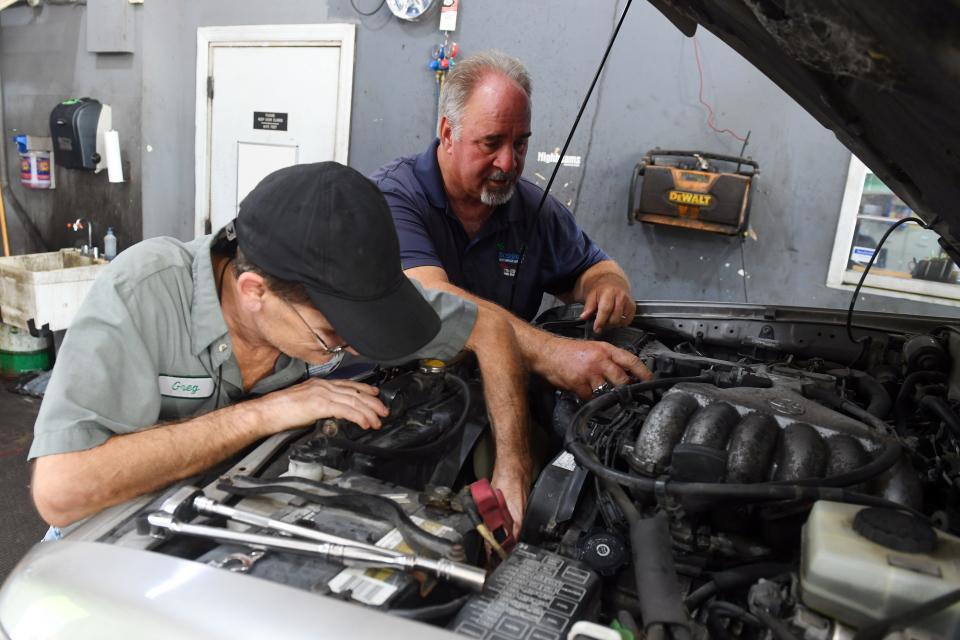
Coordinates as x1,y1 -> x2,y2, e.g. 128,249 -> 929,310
416,137 -> 527,228
414,138 -> 449,211
190,231 -> 231,357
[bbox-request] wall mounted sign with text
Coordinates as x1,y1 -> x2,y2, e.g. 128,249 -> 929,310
253,112 -> 289,131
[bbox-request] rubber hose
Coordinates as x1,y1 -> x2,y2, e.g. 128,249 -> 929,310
895,371 -> 948,433
685,562 -> 794,610
601,475 -> 640,525
920,395 -> 960,439
850,371 -> 892,418
706,601 -> 759,640
752,608 -> 803,640
617,610 -> 642,637
802,383 -> 890,433
568,441 -> 926,520
630,513 -> 690,638
838,400 -> 893,433
646,624 -> 667,640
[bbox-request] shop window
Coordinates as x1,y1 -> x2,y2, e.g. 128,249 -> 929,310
827,155 -> 960,306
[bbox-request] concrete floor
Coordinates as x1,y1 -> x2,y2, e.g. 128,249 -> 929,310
0,386 -> 46,583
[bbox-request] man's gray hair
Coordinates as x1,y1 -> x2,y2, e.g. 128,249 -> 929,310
439,50 -> 532,139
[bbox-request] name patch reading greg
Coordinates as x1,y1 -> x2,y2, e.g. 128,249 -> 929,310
159,375 -> 215,399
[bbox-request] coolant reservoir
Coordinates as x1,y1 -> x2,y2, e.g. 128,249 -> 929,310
801,501 -> 960,638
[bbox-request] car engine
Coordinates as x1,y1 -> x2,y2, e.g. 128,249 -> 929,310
89,303 -> 960,639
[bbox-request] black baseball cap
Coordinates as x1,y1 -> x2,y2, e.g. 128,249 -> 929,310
233,162 -> 441,362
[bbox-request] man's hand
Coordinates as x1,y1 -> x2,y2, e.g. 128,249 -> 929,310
579,272 -> 635,333
491,458 -> 533,539
540,336 -> 652,399
262,378 -> 389,431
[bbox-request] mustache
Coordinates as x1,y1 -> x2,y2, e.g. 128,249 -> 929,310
487,169 -> 517,182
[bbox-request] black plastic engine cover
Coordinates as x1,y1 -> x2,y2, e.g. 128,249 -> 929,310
449,543 -> 600,639
521,451 -> 589,544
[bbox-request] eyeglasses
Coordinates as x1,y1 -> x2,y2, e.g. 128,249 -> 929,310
281,298 -> 349,356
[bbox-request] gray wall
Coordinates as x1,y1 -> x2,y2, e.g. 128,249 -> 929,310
0,2 -> 142,253
2,0 -> 956,318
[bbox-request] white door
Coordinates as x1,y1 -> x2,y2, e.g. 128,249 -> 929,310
195,25 -> 355,236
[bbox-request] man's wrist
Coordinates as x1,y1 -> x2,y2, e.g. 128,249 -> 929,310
525,330 -> 563,376
493,439 -> 533,468
588,270 -> 630,292
229,395 -> 277,437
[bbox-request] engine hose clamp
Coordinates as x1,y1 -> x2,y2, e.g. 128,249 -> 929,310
469,479 -> 517,554
654,476 -> 669,499
654,476 -> 674,509
654,476 -> 685,518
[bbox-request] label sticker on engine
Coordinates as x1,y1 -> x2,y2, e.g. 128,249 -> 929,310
328,572 -> 399,606
552,451 -> 578,471
328,516 -> 456,606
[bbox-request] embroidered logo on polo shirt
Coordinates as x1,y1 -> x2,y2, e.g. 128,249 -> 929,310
497,242 -> 522,278
159,375 -> 215,399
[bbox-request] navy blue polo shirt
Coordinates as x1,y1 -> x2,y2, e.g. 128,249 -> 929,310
372,139 -> 609,321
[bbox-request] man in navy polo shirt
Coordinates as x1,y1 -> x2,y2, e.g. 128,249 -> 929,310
373,51 -> 650,399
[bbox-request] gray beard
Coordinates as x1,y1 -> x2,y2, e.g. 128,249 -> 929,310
480,182 -> 516,206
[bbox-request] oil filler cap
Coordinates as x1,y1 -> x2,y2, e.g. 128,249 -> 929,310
852,507 -> 937,554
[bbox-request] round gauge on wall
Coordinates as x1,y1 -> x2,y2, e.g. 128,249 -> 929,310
385,0 -> 438,21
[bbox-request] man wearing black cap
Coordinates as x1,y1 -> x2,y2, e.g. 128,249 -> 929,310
30,163 -> 531,535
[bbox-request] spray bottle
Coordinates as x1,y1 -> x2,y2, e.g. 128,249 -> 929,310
104,227 -> 117,261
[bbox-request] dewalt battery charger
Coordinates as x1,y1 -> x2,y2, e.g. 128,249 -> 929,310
628,149 -> 759,235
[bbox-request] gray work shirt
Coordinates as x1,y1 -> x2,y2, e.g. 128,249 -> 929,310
28,232 -> 477,460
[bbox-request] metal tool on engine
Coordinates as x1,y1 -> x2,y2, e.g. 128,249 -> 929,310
192,495 -> 405,558
206,549 -> 265,574
141,487 -> 488,592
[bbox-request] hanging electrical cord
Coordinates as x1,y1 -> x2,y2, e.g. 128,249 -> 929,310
737,235 -> 749,303
506,0 -> 634,313
845,216 -> 927,365
694,37 -> 754,302
350,0 -> 386,16
692,36 -> 748,143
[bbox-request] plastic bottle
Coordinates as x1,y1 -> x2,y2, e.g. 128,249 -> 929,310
104,227 -> 117,261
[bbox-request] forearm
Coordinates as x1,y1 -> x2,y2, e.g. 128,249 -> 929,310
33,398 -> 276,527
466,312 -> 531,469
414,276 -> 563,381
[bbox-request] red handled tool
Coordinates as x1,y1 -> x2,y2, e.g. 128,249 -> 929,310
469,479 -> 517,554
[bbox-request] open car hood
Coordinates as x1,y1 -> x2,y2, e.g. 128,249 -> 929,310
647,0 -> 960,260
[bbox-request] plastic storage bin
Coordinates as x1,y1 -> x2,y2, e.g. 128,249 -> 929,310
0,249 -> 107,332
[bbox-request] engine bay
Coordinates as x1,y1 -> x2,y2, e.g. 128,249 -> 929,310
87,304 -> 960,639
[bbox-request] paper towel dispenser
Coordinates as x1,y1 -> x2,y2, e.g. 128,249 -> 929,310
49,98 -> 112,171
